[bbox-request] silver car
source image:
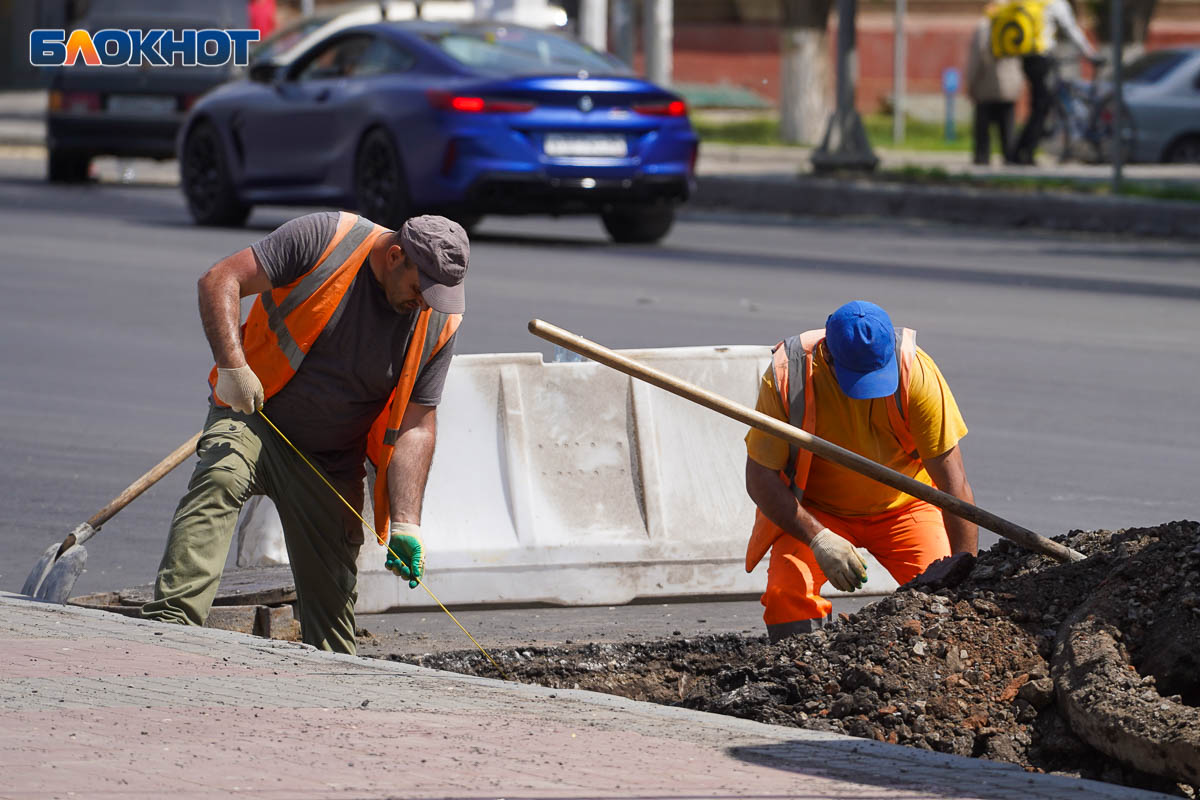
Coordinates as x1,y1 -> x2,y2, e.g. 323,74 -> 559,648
1123,47 -> 1200,163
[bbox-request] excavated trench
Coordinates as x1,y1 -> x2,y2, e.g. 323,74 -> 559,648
367,521 -> 1200,797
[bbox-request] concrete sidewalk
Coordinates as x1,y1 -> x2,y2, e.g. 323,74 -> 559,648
6,88 -> 1198,184
0,592 -> 1168,799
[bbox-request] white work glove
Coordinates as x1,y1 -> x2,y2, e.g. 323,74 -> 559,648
215,365 -> 265,414
809,528 -> 868,592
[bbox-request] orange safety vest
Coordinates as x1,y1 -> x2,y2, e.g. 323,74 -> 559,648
207,211 -> 462,541
744,327 -> 917,572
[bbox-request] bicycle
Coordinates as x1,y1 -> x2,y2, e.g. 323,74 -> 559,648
1039,57 -> 1137,164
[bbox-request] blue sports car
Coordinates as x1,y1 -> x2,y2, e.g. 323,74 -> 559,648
179,20 -> 698,242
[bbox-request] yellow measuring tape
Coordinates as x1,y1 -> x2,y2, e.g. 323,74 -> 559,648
257,410 -> 509,681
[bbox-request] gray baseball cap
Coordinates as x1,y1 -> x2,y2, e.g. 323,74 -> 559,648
399,215 -> 469,314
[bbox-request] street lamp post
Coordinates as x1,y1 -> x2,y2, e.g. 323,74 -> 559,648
811,0 -> 879,172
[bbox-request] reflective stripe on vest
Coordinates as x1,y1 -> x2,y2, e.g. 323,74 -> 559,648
258,214 -> 378,370
743,327 -> 917,572
208,211 -> 385,403
367,307 -> 461,540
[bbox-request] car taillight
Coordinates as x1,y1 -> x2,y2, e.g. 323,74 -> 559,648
427,90 -> 535,113
49,90 -> 102,113
633,99 -> 687,117
182,94 -> 201,111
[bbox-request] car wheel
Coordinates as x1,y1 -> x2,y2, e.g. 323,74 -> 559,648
355,128 -> 411,229
1039,103 -> 1072,164
601,205 -> 676,244
46,149 -> 90,183
1164,135 -> 1200,164
181,121 -> 250,227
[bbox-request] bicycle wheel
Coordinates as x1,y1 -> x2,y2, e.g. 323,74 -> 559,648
1039,100 -> 1072,163
1092,93 -> 1137,165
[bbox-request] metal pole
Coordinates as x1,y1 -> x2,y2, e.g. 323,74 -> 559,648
835,0 -> 853,114
643,0 -> 672,86
1111,0 -> 1124,191
611,0 -> 635,65
811,0 -> 879,171
893,0 -> 906,145
301,0 -> 315,17
579,0 -> 608,52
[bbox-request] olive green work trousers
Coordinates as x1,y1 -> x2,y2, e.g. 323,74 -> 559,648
141,406 -> 364,654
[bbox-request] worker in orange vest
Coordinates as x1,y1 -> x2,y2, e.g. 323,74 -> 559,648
744,301 -> 978,643
141,212 -> 467,654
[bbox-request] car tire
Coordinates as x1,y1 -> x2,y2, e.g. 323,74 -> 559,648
601,205 -> 676,244
181,120 -> 250,227
355,128 -> 411,229
1164,135 -> 1200,164
46,150 -> 90,183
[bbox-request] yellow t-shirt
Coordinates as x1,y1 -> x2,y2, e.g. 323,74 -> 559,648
745,342 -> 967,517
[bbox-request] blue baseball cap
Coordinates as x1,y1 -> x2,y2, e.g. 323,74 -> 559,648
825,301 -> 898,399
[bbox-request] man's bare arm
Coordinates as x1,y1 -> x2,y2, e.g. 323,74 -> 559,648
386,403 -> 438,527
197,247 -> 272,368
745,457 -> 824,546
923,445 -> 979,555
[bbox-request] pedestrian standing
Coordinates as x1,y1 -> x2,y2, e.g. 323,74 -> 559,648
141,212 -> 468,655
743,301 -> 978,644
966,17 -> 1023,165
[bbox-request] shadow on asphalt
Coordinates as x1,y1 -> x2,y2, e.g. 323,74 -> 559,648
728,740 -> 1042,799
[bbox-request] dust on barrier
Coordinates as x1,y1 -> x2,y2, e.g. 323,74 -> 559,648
368,521 -> 1200,798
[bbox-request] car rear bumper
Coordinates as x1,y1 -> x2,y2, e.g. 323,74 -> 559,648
47,114 -> 181,159
464,172 -> 691,214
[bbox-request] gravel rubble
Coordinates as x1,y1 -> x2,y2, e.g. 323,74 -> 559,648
366,521 -> 1200,797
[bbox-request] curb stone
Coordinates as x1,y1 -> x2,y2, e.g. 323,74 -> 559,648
693,174 -> 1200,241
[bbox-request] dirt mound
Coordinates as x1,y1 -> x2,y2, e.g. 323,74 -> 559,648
371,521 -> 1200,797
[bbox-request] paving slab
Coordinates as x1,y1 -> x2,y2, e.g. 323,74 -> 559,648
0,592 -> 1169,800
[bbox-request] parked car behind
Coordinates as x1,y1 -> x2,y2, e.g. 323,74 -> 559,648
45,0 -> 246,182
1123,47 -> 1200,163
179,21 -> 697,243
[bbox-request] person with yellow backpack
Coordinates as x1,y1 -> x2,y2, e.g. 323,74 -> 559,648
985,0 -> 1099,164
743,301 -> 978,643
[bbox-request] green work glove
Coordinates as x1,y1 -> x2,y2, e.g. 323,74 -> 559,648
385,522 -> 423,589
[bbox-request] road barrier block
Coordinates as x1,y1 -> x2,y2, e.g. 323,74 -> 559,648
236,348 -> 900,612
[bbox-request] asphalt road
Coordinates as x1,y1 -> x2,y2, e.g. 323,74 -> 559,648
2,153 -> 1199,618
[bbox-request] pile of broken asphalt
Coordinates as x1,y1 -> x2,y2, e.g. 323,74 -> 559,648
369,520 -> 1200,797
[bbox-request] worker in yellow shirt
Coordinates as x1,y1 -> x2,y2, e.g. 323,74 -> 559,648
744,301 -> 978,643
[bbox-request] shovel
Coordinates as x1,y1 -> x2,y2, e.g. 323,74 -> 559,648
528,319 -> 1085,564
22,432 -> 202,603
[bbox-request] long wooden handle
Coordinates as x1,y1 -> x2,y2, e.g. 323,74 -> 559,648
529,319 -> 1084,564
86,432 -> 202,529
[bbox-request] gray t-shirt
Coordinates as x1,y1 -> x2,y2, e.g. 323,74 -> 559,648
248,212 -> 456,481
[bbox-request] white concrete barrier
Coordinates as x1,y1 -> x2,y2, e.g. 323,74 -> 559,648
237,347 -> 900,612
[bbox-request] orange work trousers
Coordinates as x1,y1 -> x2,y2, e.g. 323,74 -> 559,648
762,500 -> 951,626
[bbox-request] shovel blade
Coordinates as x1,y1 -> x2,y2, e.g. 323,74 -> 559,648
21,542 -> 63,597
33,544 -> 88,604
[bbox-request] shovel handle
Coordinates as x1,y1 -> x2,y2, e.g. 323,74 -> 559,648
55,432 -> 201,557
85,432 -> 202,530
528,319 -> 1085,565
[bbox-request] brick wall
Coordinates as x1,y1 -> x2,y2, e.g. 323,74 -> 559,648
638,13 -> 1200,110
